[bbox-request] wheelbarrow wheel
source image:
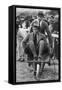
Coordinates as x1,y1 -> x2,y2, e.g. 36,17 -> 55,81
36,62 -> 45,80
36,64 -> 40,80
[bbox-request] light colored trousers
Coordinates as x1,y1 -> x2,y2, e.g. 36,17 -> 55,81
16,37 -> 24,60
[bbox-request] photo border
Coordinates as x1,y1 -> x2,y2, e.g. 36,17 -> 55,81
14,5 -> 61,85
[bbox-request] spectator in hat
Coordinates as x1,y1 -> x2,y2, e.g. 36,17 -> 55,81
30,11 -> 53,50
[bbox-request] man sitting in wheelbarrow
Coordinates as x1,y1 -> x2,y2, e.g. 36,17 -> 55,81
22,12 -> 53,76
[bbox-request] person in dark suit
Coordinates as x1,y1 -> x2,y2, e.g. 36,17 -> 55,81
22,20 -> 53,76
22,23 -> 50,62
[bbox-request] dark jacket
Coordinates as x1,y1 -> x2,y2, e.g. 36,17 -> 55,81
22,32 -> 47,49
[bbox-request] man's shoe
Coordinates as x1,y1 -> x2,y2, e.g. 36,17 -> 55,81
38,57 -> 42,62
33,57 -> 37,62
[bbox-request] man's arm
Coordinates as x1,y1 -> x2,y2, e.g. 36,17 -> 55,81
22,33 -> 29,49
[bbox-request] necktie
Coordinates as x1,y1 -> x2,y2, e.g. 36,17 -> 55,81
34,34 -> 37,46
39,19 -> 41,27
39,19 -> 40,27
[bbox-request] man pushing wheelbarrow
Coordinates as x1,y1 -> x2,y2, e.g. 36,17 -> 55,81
22,12 -> 53,79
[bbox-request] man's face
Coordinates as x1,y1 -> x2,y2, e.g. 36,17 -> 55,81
37,16 -> 44,20
37,16 -> 41,20
32,27 -> 38,34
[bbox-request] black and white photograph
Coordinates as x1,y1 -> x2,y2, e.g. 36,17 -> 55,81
16,6 -> 60,83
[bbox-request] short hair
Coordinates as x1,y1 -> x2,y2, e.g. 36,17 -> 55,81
38,11 -> 44,17
32,25 -> 40,30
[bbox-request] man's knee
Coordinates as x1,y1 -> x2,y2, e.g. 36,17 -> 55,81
39,40 -> 45,46
29,41 -> 34,47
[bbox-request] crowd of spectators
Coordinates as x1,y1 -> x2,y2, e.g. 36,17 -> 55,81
16,11 -> 59,60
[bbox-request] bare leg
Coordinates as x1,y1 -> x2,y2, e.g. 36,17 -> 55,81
38,40 -> 45,58
38,40 -> 45,77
